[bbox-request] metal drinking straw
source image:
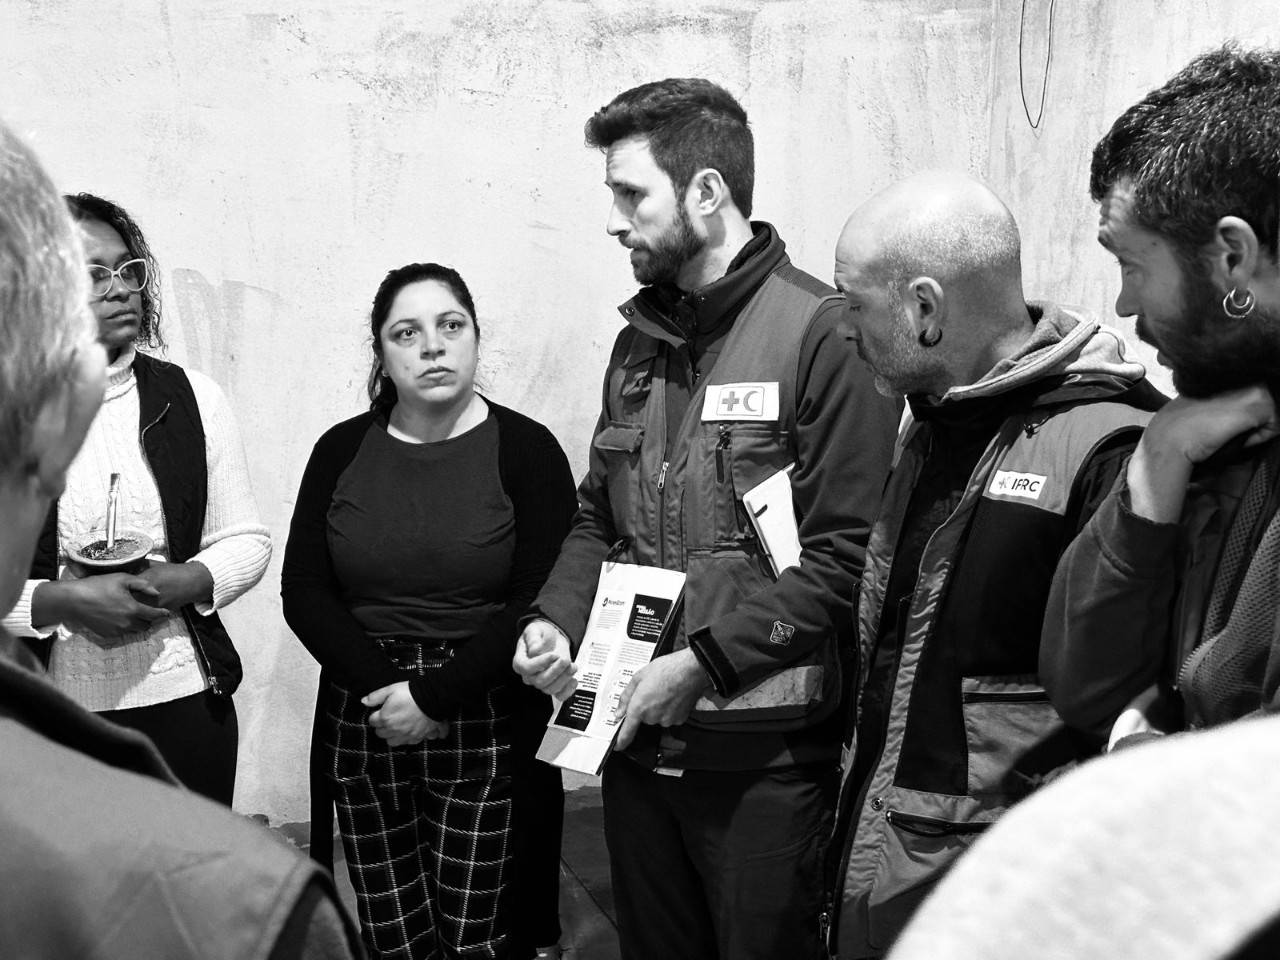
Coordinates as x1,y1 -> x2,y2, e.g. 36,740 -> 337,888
105,473 -> 121,550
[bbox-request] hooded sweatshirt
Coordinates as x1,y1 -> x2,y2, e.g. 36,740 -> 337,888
829,302 -> 1165,959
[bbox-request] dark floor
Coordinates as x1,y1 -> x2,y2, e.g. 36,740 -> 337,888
269,776 -> 619,959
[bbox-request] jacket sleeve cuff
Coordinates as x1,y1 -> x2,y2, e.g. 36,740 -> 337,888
408,676 -> 451,719
688,627 -> 736,697
1101,478 -> 1183,577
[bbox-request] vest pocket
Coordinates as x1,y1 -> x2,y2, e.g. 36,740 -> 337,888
864,794 -> 994,950
593,421 -> 645,454
961,675 -> 1072,798
593,421 -> 646,536
689,424 -> 793,545
683,545 -> 771,636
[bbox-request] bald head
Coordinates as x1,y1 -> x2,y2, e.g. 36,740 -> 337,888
834,172 -> 1033,397
837,171 -> 1022,293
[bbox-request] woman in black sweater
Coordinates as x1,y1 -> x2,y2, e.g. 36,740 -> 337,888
282,263 -> 577,960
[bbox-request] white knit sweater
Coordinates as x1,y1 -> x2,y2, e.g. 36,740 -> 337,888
3,346 -> 271,710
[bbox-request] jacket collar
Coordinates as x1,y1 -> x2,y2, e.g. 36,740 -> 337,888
616,221 -> 787,346
915,302 -> 1156,416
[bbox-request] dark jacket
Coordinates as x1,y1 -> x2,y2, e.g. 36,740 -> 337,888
830,306 -> 1166,957
531,223 -> 901,771
1042,437 -> 1280,737
30,352 -> 241,695
0,627 -> 362,960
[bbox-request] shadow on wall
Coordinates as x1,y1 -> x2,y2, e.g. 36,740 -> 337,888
171,268 -> 280,388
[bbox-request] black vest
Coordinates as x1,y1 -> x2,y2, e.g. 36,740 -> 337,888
30,353 -> 241,695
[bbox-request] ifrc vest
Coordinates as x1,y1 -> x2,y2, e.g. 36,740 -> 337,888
831,395 -> 1152,958
594,262 -> 840,728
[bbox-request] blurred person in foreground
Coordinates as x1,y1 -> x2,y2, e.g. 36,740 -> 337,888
0,119 -> 361,959
827,171 -> 1164,958
1042,45 -> 1280,747
886,710 -> 1280,960
514,78 -> 901,959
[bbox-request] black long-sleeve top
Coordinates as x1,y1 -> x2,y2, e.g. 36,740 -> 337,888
281,402 -> 577,718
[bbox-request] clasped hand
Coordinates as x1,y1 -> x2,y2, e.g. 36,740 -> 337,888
363,682 -> 450,746
513,620 -> 712,748
513,619 -> 577,698
52,571 -> 167,644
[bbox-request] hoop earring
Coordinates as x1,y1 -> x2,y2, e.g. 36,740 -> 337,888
1223,288 -> 1256,319
918,328 -> 943,348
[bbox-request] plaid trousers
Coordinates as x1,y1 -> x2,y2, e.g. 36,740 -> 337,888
323,639 -> 516,960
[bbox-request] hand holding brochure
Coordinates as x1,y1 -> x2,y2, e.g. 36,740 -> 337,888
536,561 -> 685,775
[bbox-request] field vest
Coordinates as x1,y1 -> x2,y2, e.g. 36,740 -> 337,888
831,393 -> 1154,957
595,262 -> 841,729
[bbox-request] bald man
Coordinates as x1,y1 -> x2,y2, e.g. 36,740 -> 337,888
824,172 -> 1166,958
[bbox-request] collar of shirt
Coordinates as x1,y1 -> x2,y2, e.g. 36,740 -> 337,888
624,221 -> 787,346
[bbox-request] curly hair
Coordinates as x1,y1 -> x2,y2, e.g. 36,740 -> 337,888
1091,44 -> 1280,261
64,192 -> 164,350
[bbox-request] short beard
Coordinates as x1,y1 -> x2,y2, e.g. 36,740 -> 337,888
629,203 -> 706,287
1167,265 -> 1280,398
863,288 -> 948,399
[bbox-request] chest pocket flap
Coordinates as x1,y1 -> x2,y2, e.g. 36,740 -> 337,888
593,422 -> 645,454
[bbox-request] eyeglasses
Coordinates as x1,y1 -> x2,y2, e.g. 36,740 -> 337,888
87,259 -> 148,299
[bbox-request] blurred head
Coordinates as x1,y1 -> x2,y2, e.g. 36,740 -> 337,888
0,121 -> 106,613
586,78 -> 753,288
367,263 -> 479,417
834,171 -> 1026,398
65,193 -> 162,360
1091,44 -> 1280,397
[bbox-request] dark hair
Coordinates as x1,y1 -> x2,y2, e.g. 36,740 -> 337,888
585,78 -> 755,217
1090,44 -> 1280,262
367,262 -> 478,414
64,192 -> 164,350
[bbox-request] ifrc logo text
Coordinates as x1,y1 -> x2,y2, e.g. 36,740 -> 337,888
989,470 -> 1047,501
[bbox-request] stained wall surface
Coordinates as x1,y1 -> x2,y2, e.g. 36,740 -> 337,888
1,0 -> 1274,821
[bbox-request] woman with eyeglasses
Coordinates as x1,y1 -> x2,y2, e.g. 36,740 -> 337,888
282,262 -> 577,960
2,193 -> 270,805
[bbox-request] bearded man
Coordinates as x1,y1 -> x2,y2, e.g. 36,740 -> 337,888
513,78 -> 900,960
1042,45 -> 1280,744
826,171 -> 1163,958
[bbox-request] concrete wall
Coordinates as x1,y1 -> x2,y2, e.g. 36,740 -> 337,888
2,0 -> 1275,821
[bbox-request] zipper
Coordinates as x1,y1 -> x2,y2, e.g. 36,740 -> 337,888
140,401 -> 221,696
883,808 -> 992,837
657,460 -> 669,491
961,689 -> 1049,704
715,424 -> 731,483
826,769 -> 869,950
826,598 -> 911,950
